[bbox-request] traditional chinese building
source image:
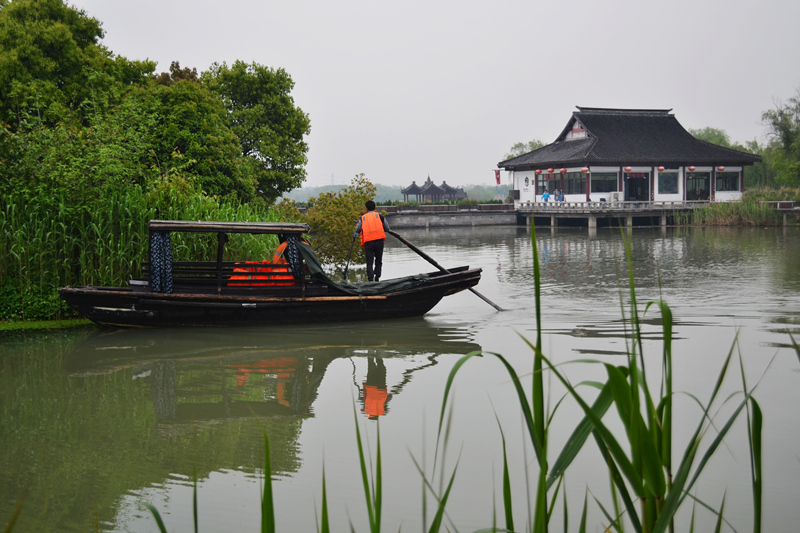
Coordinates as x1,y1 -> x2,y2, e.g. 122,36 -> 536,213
401,177 -> 468,202
498,107 -> 762,207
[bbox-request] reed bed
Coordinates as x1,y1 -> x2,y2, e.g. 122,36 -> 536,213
674,199 -> 783,226
0,185 -> 280,320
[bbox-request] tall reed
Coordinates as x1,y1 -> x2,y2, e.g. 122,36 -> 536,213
0,185 -> 280,319
674,199 -> 783,226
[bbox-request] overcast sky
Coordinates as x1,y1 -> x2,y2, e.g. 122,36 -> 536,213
71,0 -> 800,188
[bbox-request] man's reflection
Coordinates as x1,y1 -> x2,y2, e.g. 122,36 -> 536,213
360,357 -> 391,419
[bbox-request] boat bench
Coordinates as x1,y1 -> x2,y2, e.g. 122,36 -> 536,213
141,261 -> 300,287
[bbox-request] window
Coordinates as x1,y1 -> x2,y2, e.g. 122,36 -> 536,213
591,172 -> 617,193
686,172 -> 710,200
658,171 -> 679,194
716,171 -> 740,192
536,175 -> 549,194
562,172 -> 585,195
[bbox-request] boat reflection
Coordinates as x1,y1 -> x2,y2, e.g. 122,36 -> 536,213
64,318 -> 482,424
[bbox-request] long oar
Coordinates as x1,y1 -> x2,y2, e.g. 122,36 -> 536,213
388,230 -> 504,312
342,234 -> 357,281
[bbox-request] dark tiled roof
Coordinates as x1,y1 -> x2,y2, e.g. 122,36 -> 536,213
401,181 -> 422,194
419,177 -> 444,195
498,107 -> 762,170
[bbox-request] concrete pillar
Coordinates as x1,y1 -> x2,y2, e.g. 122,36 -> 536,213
588,215 -> 597,229
661,212 -> 668,226
626,215 -> 633,228
785,213 -> 789,227
551,216 -> 558,227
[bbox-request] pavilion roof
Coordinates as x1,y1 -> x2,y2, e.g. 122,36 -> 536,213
419,177 -> 444,195
401,181 -> 422,194
498,107 -> 762,170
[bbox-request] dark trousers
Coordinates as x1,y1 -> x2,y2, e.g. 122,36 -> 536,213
364,239 -> 384,281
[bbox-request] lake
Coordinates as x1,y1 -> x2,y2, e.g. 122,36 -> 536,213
2,225 -> 800,532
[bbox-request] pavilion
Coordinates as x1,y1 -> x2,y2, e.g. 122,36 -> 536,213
498,107 -> 762,207
401,177 -> 467,202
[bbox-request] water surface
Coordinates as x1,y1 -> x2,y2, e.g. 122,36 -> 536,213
2,226 -> 799,532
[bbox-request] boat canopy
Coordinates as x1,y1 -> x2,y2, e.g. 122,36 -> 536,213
148,220 -> 310,235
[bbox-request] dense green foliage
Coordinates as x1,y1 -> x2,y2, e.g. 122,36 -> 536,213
503,138 -> 546,161
762,91 -> 800,187
302,174 -> 376,268
0,0 -> 311,320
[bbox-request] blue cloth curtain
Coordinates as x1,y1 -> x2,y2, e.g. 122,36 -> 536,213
150,231 -> 173,293
285,235 -> 302,279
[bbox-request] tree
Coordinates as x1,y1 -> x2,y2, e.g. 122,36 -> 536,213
303,174 -> 376,267
202,61 -> 311,203
763,91 -> 800,187
0,0 -> 154,129
689,127 -> 732,147
503,139 -> 546,161
138,75 -> 257,201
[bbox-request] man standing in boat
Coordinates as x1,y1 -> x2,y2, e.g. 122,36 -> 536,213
354,200 -> 391,282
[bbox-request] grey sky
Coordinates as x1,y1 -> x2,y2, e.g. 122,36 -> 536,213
71,0 -> 800,187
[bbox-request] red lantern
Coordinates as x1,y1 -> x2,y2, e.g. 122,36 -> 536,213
560,168 -> 567,174
657,166 -> 665,172
534,169 -> 542,175
581,167 -> 589,174
547,168 -> 554,174
624,166 -> 632,172
717,166 -> 725,171
688,165 -> 696,172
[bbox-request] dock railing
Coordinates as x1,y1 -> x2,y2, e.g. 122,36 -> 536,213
517,200 -> 711,213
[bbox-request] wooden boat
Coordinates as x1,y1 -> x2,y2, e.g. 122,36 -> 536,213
59,220 -> 482,327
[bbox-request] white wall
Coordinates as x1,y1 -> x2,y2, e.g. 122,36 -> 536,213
512,170 -> 538,208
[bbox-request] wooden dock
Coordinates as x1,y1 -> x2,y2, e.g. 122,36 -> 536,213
371,201 -> 799,229
517,200 -> 710,228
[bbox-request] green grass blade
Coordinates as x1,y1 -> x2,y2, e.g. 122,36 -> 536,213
547,379 -> 616,489
262,432 -> 276,533
352,405 -> 376,531
540,353 -> 643,498
193,467 -> 198,533
500,429 -> 514,533
578,491 -> 588,533
595,432 -> 642,533
437,352 -> 482,438
590,490 -> 626,533
143,503 -> 168,533
319,468 -> 330,533
375,425 -> 383,531
427,464 -> 458,533
713,494 -> 725,533
749,398 -> 763,533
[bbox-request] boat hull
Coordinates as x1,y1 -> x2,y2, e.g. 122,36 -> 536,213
59,268 -> 481,327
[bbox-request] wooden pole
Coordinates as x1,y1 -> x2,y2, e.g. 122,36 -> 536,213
387,230 -> 504,312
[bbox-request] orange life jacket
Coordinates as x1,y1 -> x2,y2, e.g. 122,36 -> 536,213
273,242 -> 288,264
360,211 -> 386,247
230,261 -> 295,286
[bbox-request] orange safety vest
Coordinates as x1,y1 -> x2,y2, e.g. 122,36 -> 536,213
360,211 -> 386,246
